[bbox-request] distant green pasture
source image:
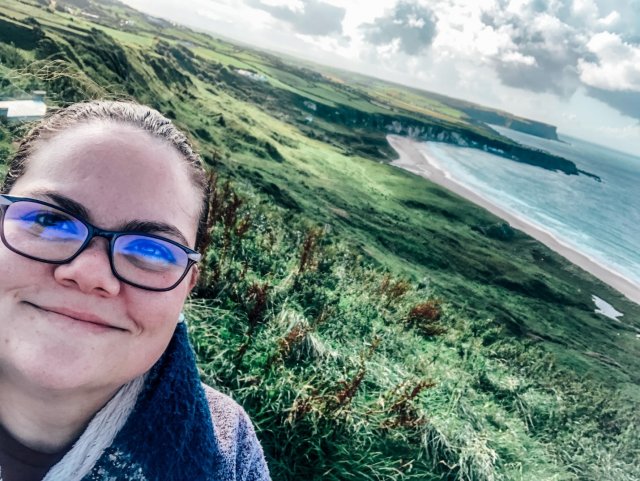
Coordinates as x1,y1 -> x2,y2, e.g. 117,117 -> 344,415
192,46 -> 256,70
91,25 -> 154,47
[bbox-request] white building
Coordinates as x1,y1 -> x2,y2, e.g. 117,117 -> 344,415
0,91 -> 47,122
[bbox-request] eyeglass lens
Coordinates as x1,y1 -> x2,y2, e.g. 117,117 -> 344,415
2,200 -> 190,289
113,235 -> 189,289
3,200 -> 88,261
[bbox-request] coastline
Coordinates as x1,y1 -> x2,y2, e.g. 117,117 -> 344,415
386,135 -> 640,306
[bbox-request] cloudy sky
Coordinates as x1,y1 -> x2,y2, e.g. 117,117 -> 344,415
121,0 -> 640,156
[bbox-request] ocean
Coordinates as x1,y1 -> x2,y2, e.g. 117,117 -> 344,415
417,126 -> 640,289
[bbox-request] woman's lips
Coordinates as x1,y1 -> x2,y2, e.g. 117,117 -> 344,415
26,302 -> 125,332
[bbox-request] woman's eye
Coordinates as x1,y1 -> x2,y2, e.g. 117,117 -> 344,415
123,239 -> 177,264
22,211 -> 80,235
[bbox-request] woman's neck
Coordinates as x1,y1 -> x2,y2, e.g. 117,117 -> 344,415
0,378 -> 119,453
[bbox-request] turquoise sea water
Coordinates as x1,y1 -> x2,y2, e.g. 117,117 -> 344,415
419,127 -> 640,288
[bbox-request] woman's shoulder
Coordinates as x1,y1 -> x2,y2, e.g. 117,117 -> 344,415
200,383 -> 254,442
201,384 -> 271,481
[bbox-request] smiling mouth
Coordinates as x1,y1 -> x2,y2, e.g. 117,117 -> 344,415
25,302 -> 125,332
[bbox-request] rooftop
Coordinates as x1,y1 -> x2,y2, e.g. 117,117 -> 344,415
0,95 -> 47,119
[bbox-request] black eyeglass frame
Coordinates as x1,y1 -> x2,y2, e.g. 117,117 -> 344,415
0,194 -> 202,292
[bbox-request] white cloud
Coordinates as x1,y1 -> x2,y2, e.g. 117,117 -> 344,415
196,3 -> 272,25
501,51 -> 537,65
571,0 -> 600,22
119,0 -> 640,155
597,10 -> 621,27
578,32 -> 640,91
431,2 -> 515,61
598,123 -> 640,141
260,0 -> 304,10
361,2 -> 438,55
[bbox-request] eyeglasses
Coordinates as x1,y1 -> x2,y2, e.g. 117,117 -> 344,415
0,194 -> 201,292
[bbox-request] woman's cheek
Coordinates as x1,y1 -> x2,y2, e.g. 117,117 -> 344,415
124,287 -> 187,333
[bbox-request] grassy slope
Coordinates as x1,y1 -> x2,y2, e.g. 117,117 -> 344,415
1,1 -> 639,479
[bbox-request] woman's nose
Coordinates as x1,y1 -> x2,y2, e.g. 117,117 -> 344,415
53,238 -> 121,297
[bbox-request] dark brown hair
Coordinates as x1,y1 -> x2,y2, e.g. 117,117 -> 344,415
2,100 -> 211,251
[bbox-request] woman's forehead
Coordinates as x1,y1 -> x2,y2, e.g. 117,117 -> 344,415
13,121 -> 201,243
40,121 -> 178,162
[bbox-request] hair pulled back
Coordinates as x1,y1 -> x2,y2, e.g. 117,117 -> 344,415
2,100 -> 210,251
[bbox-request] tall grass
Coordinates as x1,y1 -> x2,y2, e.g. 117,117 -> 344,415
185,179 -> 639,480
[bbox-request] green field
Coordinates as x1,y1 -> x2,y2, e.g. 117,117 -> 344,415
1,1 -> 638,479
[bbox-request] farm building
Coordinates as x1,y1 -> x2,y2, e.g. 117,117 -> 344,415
0,91 -> 47,122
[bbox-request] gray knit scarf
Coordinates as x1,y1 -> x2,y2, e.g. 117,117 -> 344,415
2,322 -> 228,481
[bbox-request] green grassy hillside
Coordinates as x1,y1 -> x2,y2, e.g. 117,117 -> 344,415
1,1 -> 638,479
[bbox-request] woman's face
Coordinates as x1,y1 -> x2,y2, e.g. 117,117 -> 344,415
0,121 -> 201,394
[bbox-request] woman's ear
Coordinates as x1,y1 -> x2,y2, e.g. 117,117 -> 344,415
188,265 -> 200,292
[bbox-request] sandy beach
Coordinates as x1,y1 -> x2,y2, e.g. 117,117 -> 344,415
387,135 -> 640,306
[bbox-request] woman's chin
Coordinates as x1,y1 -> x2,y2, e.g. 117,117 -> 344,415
2,342 -> 114,394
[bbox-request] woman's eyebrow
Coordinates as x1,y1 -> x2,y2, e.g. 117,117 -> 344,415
34,189 -> 93,221
32,189 -> 190,246
119,220 -> 189,246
